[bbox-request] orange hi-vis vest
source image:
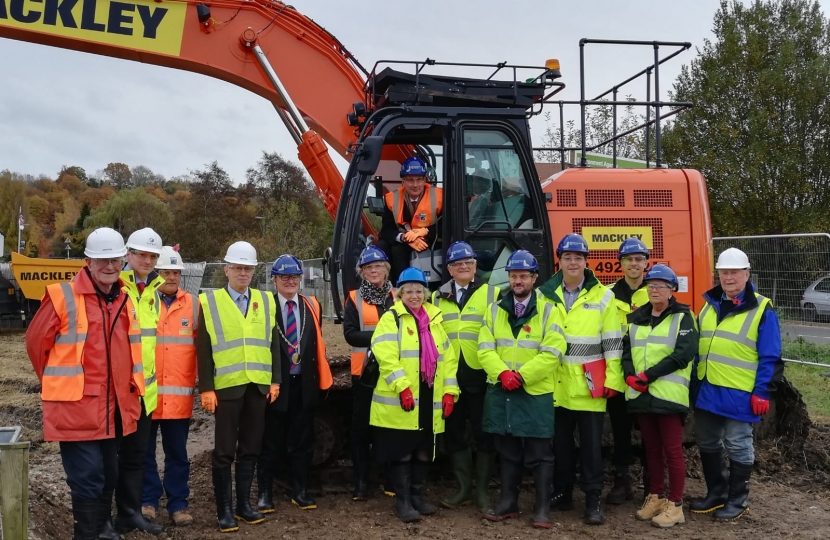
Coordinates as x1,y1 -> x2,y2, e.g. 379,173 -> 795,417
42,282 -> 144,401
347,289 -> 393,376
153,289 -> 199,419
384,185 -> 443,229
303,295 -> 333,390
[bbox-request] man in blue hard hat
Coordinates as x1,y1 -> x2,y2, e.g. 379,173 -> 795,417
377,157 -> 444,283
432,241 -> 501,511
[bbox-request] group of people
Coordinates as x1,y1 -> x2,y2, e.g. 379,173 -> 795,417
27,221 -> 782,537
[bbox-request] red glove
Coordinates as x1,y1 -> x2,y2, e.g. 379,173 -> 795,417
626,374 -> 649,393
442,394 -> 455,419
498,370 -> 522,391
400,388 -> 415,411
603,388 -> 618,399
751,394 -> 770,416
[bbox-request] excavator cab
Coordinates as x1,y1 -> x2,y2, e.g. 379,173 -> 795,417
329,60 -> 565,319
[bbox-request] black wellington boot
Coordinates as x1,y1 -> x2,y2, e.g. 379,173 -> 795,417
256,461 -> 275,514
390,461 -> 420,523
713,461 -> 752,521
410,460 -> 437,515
532,463 -> 554,529
114,469 -> 163,535
73,497 -> 99,540
97,490 -> 121,540
212,467 -> 239,533
690,450 -> 729,514
484,458 -> 522,522
352,452 -> 369,502
235,461 -> 265,524
290,456 -> 318,510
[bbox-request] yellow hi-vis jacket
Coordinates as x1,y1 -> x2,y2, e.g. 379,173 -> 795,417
612,280 -> 650,333
698,294 -> 771,392
199,288 -> 277,390
626,312 -> 694,407
537,270 -> 625,412
369,301 -> 459,433
431,282 -> 499,370
121,270 -> 164,415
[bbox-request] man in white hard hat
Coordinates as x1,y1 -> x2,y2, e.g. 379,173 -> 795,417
141,246 -> 198,527
26,228 -> 144,540
196,241 -> 280,532
114,227 -> 165,534
691,247 -> 783,522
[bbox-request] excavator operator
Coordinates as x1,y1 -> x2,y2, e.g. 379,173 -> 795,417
378,157 -> 444,283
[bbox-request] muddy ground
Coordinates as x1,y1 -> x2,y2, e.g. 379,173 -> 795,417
3,331 -> 830,540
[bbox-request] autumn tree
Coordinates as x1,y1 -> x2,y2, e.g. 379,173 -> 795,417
132,165 -> 166,187
103,162 -> 133,190
662,0 -> 830,235
84,187 -> 174,242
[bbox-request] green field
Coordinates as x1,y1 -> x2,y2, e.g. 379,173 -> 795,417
783,338 -> 830,423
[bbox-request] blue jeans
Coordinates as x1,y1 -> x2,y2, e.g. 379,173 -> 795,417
142,419 -> 191,513
693,409 -> 755,464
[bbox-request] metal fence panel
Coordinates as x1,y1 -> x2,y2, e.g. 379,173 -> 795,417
713,233 -> 830,324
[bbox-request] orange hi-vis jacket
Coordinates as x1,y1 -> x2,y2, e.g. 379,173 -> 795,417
347,289 -> 394,376
384,184 -> 443,229
153,288 -> 199,419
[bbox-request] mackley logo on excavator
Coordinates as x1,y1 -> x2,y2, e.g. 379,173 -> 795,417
0,0 -> 187,55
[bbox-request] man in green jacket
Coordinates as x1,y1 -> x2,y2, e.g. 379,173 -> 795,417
478,250 -> 566,529
537,234 -> 625,526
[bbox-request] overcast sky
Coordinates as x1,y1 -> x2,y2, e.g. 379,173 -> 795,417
0,0 -> 790,183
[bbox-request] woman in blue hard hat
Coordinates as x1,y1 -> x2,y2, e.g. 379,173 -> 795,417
369,267 -> 459,522
621,264 -> 698,528
343,246 -> 396,501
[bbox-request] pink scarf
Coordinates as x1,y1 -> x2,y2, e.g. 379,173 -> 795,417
412,306 -> 438,387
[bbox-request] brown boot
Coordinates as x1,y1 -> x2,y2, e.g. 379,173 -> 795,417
635,493 -> 665,521
171,510 -> 194,527
652,500 -> 685,528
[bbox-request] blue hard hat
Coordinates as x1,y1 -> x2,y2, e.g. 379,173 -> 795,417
556,233 -> 589,258
271,254 -> 302,275
644,264 -> 678,290
505,250 -> 539,272
619,238 -> 649,260
396,267 -> 428,287
446,241 -> 476,263
400,157 -> 428,177
358,245 -> 388,267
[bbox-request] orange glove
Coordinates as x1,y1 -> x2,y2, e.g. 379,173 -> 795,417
267,384 -> 280,403
201,390 -> 217,413
409,238 -> 428,252
403,228 -> 429,242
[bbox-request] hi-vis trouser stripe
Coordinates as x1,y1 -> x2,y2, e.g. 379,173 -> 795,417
351,291 -> 379,355
207,290 -> 273,376
45,283 -> 87,378
392,185 -> 438,225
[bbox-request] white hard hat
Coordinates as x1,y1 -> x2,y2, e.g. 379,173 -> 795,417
716,247 -> 751,270
126,227 -> 163,254
84,227 -> 127,258
224,241 -> 258,266
156,245 -> 185,270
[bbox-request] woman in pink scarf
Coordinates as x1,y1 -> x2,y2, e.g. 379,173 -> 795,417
369,268 -> 460,523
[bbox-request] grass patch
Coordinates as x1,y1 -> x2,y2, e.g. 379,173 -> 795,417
783,338 -> 830,423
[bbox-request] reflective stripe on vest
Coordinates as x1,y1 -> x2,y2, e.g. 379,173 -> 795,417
121,272 -> 164,414
433,284 -> 498,371
626,313 -> 691,407
349,289 -> 386,376
153,290 -> 198,419
201,289 -> 275,390
697,296 -> 769,392
386,185 -> 442,228
42,282 -> 144,401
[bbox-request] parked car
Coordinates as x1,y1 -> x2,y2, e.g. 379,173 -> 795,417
801,275 -> 830,321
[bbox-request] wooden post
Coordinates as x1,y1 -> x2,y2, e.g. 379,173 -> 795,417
0,441 -> 30,540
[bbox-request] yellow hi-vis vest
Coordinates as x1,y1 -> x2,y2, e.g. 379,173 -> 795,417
626,313 -> 692,407
697,295 -> 770,393
369,301 -> 460,433
199,288 -> 277,390
477,301 -> 566,395
431,284 -> 499,370
121,271 -> 164,414
614,285 -> 650,333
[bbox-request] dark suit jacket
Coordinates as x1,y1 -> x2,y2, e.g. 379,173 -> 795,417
196,290 -> 282,401
270,294 -> 323,412
379,193 -> 440,246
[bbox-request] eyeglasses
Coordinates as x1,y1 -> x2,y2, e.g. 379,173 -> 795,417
362,263 -> 386,271
622,256 -> 647,264
91,258 -> 124,268
227,265 -> 254,273
646,283 -> 672,290
276,275 -> 301,283
449,259 -> 475,268
560,256 -> 584,263
128,249 -> 159,261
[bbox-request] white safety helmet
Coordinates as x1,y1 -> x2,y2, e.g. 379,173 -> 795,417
84,227 -> 127,258
126,227 -> 163,254
715,247 -> 751,270
224,241 -> 258,266
156,245 -> 185,271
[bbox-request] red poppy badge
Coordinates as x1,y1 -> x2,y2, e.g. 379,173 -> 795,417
407,327 -> 415,335
523,325 -> 531,333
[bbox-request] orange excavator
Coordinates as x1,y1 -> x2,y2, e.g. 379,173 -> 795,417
1,0 -> 713,319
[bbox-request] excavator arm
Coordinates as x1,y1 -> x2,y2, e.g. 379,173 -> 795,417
0,0 -> 406,232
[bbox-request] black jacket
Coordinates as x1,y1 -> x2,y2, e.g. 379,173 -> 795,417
621,297 -> 698,415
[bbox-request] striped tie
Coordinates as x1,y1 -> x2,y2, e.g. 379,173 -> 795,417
515,302 -> 526,318
286,300 -> 300,374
